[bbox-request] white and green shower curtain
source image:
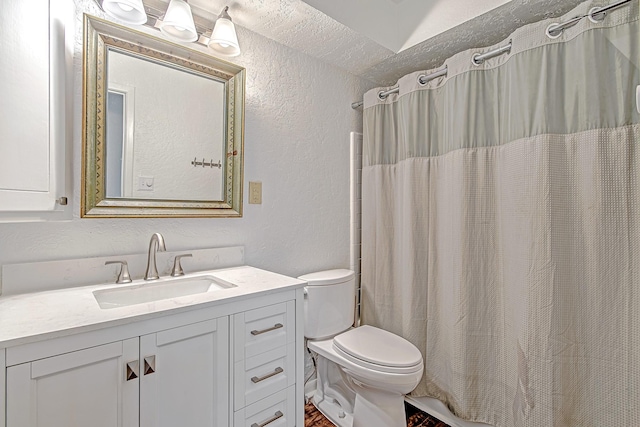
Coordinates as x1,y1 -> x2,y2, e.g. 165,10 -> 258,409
360,1 -> 639,426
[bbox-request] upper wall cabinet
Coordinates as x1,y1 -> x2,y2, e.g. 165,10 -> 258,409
0,0 -> 68,212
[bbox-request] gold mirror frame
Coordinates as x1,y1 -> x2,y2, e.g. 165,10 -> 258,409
82,15 -> 244,218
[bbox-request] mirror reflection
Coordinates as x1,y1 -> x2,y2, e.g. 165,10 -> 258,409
105,50 -> 226,201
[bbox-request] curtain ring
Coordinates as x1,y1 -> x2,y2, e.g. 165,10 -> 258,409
417,66 -> 447,85
546,15 -> 582,39
471,53 -> 483,66
378,91 -> 388,101
588,6 -> 606,23
546,23 -> 563,39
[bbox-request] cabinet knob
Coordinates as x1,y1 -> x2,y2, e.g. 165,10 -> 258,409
126,360 -> 139,381
144,355 -> 156,375
251,410 -> 283,427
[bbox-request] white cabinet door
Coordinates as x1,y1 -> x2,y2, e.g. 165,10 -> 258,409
140,317 -> 229,427
6,339 -> 139,427
1,349 -> 5,427
0,0 -> 66,211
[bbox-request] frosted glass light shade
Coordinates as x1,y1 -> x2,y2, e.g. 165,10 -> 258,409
209,18 -> 240,56
102,0 -> 147,25
160,0 -> 198,42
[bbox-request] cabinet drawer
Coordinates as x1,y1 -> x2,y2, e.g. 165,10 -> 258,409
234,301 -> 295,361
234,386 -> 296,427
234,343 -> 295,410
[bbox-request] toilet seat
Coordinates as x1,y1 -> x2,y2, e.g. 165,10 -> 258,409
332,326 -> 423,374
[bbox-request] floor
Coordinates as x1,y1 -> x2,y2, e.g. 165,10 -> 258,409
304,401 -> 450,427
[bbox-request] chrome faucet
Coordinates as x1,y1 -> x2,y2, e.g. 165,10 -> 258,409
144,233 -> 166,280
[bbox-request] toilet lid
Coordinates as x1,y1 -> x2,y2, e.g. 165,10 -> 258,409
333,325 -> 422,369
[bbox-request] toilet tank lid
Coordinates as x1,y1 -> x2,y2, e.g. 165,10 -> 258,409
298,269 -> 354,286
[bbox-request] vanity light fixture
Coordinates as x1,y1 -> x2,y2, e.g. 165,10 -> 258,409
159,0 -> 198,42
101,0 -> 147,25
208,6 -> 241,57
96,0 -> 242,57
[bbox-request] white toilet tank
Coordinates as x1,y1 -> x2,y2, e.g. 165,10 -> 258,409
299,269 -> 356,340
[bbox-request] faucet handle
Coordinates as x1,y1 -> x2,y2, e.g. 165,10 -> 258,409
171,254 -> 192,277
105,260 -> 132,284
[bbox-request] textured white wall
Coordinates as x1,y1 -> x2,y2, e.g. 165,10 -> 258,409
0,0 -> 373,284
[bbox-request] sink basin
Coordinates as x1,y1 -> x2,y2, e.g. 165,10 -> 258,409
93,275 -> 236,309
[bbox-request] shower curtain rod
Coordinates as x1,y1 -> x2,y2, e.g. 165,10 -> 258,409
350,0 -> 634,109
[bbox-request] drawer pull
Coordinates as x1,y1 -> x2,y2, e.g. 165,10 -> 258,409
251,410 -> 283,427
251,367 -> 284,383
125,360 -> 139,381
251,323 -> 283,336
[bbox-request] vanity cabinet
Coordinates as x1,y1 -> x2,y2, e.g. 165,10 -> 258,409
0,0 -> 68,212
5,317 -> 229,427
1,281 -> 304,427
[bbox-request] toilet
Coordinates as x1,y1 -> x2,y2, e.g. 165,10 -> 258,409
300,269 -> 424,427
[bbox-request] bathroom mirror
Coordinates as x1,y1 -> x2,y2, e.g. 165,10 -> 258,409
82,15 -> 244,217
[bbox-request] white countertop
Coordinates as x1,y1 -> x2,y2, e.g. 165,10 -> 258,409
0,265 -> 305,349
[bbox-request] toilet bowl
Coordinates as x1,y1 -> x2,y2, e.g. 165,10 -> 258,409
309,326 -> 423,427
300,269 -> 424,427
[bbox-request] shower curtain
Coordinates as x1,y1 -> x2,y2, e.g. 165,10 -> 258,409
360,1 -> 639,426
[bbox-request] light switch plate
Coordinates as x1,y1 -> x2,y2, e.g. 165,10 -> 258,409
249,181 -> 262,204
138,176 -> 154,191
636,85 -> 640,114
